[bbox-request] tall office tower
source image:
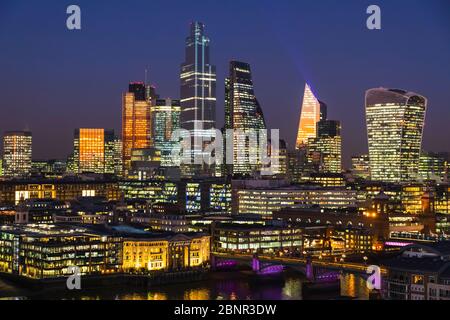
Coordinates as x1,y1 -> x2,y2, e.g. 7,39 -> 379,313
307,120 -> 342,173
73,128 -> 115,174
122,82 -> 152,172
418,151 -> 448,183
286,148 -> 309,183
113,138 -> 123,177
261,139 -> 288,177
152,98 -> 181,167
296,83 -> 327,149
365,88 -> 427,183
180,22 -> 217,176
225,61 -> 266,176
351,154 -> 371,180
2,131 -> 32,178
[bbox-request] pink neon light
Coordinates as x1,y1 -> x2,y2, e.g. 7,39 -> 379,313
385,241 -> 413,247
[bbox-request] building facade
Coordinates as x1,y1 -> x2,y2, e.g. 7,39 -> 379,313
212,222 -> 302,255
234,186 -> 359,216
418,152 -> 448,183
383,243 -> 450,300
73,128 -> 115,174
351,154 -> 371,180
365,88 -> 427,183
122,82 -> 152,172
296,83 -> 327,148
224,61 -> 267,176
307,120 -> 342,173
152,98 -> 181,167
0,180 -> 121,205
2,131 -> 32,178
180,22 -> 217,177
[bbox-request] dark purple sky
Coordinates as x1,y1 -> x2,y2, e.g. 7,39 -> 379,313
0,0 -> 449,168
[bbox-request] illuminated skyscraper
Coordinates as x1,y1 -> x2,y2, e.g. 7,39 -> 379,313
180,22 -> 217,176
296,83 -> 327,149
152,98 -> 181,167
307,120 -> 342,173
2,131 -> 32,178
365,88 -> 427,183
122,82 -> 152,172
73,128 -> 114,174
225,61 -> 266,176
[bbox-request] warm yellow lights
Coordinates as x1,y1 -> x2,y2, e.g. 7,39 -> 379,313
122,235 -> 210,272
296,84 -> 322,148
122,92 -> 152,172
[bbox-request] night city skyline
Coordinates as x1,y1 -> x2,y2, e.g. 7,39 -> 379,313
0,0 -> 449,167
2,1 -> 450,308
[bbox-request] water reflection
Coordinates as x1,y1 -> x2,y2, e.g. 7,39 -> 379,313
0,272 -> 369,300
340,273 -> 369,300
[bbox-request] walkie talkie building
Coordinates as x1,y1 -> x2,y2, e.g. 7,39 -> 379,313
365,88 -> 427,183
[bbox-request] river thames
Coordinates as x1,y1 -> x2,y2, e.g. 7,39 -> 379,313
0,272 -> 369,300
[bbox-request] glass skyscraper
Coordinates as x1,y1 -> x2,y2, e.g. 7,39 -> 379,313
180,21 -> 217,176
152,98 -> 181,167
365,88 -> 427,183
296,83 -> 327,149
307,120 -> 342,173
122,82 -> 152,172
225,61 -> 266,176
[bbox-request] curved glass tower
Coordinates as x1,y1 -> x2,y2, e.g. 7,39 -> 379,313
365,88 -> 427,183
225,61 -> 266,175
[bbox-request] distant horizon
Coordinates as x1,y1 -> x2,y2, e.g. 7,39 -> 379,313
1,0 -> 449,168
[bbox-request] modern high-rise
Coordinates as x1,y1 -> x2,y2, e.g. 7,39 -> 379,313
152,98 -> 181,167
122,82 -> 152,172
225,61 -> 266,176
307,120 -> 342,173
365,88 -> 427,183
73,128 -> 115,174
296,83 -> 327,149
2,131 -> 32,178
180,22 -> 217,176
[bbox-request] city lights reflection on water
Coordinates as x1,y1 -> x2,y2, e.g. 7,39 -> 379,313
13,272 -> 369,300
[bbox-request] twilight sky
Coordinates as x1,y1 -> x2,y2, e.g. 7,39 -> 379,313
0,0 -> 449,168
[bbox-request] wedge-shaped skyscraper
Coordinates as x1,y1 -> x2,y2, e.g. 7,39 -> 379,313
365,88 -> 427,183
296,83 -> 327,149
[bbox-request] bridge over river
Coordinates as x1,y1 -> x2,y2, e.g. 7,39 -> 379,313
212,252 -> 387,275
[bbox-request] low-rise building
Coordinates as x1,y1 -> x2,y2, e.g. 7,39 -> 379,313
212,221 -> 302,255
234,186 -> 359,217
383,242 -> 450,300
0,224 -> 211,280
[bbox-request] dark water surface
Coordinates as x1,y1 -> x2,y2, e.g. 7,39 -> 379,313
0,272 -> 369,300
